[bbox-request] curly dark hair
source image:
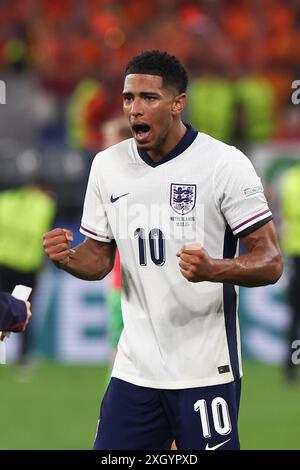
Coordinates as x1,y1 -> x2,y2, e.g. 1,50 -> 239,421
124,50 -> 188,93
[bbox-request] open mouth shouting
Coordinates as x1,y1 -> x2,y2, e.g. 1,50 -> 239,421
131,123 -> 151,145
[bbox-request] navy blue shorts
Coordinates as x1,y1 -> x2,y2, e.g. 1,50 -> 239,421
93,377 -> 241,450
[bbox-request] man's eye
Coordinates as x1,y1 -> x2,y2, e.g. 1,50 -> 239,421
145,96 -> 156,101
123,96 -> 132,102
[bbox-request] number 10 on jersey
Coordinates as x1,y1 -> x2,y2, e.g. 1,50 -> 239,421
134,228 -> 166,266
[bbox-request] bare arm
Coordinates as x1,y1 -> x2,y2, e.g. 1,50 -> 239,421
177,221 -> 283,287
43,228 -> 116,281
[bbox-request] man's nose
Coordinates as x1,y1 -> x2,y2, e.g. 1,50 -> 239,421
130,98 -> 143,116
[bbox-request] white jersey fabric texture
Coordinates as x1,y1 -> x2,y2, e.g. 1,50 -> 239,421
80,125 -> 272,389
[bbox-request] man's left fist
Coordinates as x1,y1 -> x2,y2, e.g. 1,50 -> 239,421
176,243 -> 215,283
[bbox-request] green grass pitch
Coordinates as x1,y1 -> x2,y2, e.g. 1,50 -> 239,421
0,360 -> 299,449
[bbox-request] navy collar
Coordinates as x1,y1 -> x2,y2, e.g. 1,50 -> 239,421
137,123 -> 198,168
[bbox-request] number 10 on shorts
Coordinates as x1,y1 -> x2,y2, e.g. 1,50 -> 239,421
194,397 -> 232,437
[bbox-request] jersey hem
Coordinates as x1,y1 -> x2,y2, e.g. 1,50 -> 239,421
111,371 -> 242,389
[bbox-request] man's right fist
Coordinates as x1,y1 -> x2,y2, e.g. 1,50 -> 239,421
43,228 -> 74,265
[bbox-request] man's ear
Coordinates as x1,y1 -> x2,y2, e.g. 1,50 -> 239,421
172,93 -> 186,116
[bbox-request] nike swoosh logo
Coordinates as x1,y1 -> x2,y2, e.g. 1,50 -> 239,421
110,193 -> 129,203
205,438 -> 231,450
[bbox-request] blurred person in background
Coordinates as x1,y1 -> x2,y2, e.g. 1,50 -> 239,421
0,293 -> 31,334
101,116 -> 132,368
43,50 -> 283,450
279,163 -> 300,383
67,79 -> 115,153
0,179 -> 56,366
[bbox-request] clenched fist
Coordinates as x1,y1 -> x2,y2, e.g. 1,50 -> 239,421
43,228 -> 74,266
176,243 -> 215,283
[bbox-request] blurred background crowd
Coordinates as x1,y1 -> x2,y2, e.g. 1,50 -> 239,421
0,0 -> 299,216
0,0 -> 300,450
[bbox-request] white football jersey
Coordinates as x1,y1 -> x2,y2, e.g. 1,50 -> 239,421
80,125 -> 272,389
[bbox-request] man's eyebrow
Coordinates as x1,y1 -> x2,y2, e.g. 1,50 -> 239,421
140,91 -> 159,96
122,91 -> 160,96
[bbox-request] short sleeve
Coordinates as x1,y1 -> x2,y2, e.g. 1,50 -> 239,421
214,148 -> 272,237
80,156 -> 114,242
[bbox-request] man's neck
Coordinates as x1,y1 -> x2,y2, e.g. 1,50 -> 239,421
147,121 -> 187,162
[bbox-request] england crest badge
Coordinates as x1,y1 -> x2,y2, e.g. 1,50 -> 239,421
170,183 -> 196,215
